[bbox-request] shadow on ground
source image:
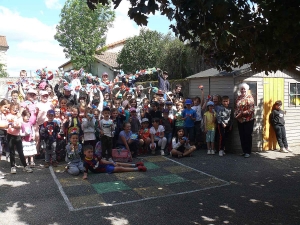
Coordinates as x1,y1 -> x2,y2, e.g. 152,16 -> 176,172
1,148 -> 300,225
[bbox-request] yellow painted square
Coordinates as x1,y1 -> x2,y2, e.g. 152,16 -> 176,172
134,186 -> 173,198
164,166 -> 193,173
114,172 -> 147,180
145,156 -> 168,162
69,194 -> 107,208
59,177 -> 90,187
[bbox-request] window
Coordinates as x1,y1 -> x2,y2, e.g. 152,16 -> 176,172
289,83 -> 300,106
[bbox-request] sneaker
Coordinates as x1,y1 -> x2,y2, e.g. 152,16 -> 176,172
244,153 -> 250,158
151,149 -> 155,155
207,150 -> 211,155
286,148 -> 293,153
11,167 -> 17,174
52,161 -> 58,167
24,166 -> 33,173
160,150 -> 165,156
135,162 -> 144,167
44,162 -> 50,168
138,166 -> 147,172
211,150 -> 215,155
280,148 -> 288,153
219,150 -> 224,156
29,162 -> 35,168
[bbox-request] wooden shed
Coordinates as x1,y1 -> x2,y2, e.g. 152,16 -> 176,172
186,65 -> 300,152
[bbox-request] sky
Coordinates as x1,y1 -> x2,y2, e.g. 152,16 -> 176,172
0,0 -> 173,77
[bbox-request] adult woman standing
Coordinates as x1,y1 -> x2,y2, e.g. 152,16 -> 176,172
234,83 -> 255,158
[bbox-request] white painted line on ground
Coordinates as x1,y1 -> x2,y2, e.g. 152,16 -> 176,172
51,156 -> 230,211
49,166 -> 75,211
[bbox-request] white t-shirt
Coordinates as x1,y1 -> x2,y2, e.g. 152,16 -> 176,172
100,119 -> 115,137
192,105 -> 202,122
150,125 -> 165,141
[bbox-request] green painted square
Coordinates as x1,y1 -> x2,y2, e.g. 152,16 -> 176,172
92,181 -> 131,194
152,174 -> 186,185
143,162 -> 160,170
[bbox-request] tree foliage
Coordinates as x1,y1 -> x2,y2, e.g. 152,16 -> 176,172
88,0 -> 300,73
55,0 -> 115,71
117,29 -> 164,75
0,63 -> 9,77
117,29 -> 207,79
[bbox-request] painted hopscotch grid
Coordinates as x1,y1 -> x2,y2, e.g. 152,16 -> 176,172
50,156 -> 230,211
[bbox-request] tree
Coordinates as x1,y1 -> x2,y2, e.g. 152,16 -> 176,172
117,29 -> 207,79
117,29 -> 164,74
55,0 -> 115,71
0,63 -> 9,77
87,0 -> 300,73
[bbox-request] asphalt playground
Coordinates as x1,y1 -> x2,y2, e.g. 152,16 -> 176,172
1,148 -> 300,225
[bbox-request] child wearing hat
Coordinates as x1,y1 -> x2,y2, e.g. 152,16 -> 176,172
181,99 -> 197,145
139,118 -> 151,154
204,101 -> 216,155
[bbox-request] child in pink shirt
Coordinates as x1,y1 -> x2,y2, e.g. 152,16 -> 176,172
7,102 -> 34,174
21,109 -> 38,167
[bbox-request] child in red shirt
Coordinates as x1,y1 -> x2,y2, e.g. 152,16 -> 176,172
138,118 -> 151,154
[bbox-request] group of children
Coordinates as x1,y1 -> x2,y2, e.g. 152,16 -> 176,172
0,69 -> 290,179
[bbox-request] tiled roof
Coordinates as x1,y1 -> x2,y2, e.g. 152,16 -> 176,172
59,52 -> 119,69
0,36 -> 9,48
94,51 -> 119,68
186,64 -> 251,79
105,39 -> 126,49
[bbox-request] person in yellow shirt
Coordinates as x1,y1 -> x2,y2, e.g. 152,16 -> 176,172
204,101 -> 216,155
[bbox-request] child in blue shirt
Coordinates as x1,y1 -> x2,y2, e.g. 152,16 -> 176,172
181,99 -> 197,145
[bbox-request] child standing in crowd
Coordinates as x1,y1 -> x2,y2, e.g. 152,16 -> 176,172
217,96 -> 232,156
82,145 -> 146,179
170,127 -> 196,158
182,99 -> 196,145
111,108 -> 125,148
174,101 -> 184,132
64,106 -> 82,142
271,100 -> 291,153
81,108 -> 96,147
150,118 -> 167,155
204,101 -> 216,155
7,102 -> 33,173
100,107 -> 115,161
21,110 -> 38,167
192,95 -> 203,149
39,110 -> 60,168
139,118 -> 151,154
93,108 -> 101,142
0,99 -> 10,158
65,133 -> 84,175
161,109 -> 173,154
129,107 -> 140,133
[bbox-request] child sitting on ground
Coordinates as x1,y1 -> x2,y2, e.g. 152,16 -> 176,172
82,145 -> 147,179
65,133 -> 84,175
170,127 -> 196,158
